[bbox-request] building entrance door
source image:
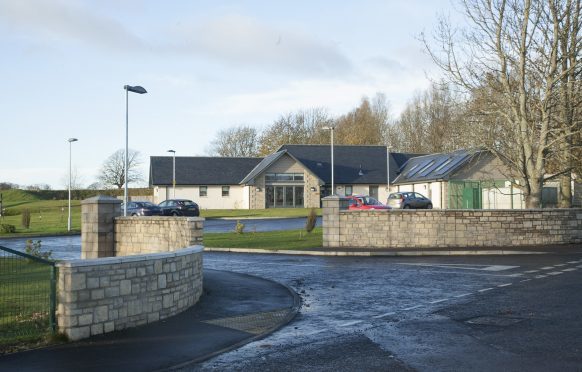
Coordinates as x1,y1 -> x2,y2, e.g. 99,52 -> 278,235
266,186 -> 304,208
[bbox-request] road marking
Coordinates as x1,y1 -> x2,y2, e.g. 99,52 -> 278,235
554,264 -> 566,267
428,299 -> 449,304
541,266 -> 554,270
398,263 -> 519,272
373,312 -> 396,319
577,265 -> 582,269
497,283 -> 512,287
520,279 -> 531,282
454,293 -> 472,298
402,305 -> 423,311
562,268 -> 577,272
524,270 -> 539,273
567,261 -> 579,264
535,275 -> 548,278
508,273 -> 524,277
339,320 -> 363,327
478,288 -> 494,292
548,271 -> 564,275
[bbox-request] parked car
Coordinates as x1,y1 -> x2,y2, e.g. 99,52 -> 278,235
158,199 -> 200,216
387,192 -> 433,209
346,195 -> 391,210
124,201 -> 163,216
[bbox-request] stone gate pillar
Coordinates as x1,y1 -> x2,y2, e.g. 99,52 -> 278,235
81,195 -> 122,259
322,195 -> 349,248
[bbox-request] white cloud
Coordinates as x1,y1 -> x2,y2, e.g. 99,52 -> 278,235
0,0 -> 146,51
169,14 -> 353,77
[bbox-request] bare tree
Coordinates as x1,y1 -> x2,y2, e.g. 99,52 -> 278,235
97,149 -> 143,189
209,125 -> 261,157
258,108 -> 332,155
423,0 -> 582,208
61,167 -> 85,191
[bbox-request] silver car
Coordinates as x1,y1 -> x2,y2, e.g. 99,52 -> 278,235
387,192 -> 433,209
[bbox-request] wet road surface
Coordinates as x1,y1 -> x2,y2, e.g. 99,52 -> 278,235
192,252 -> 582,371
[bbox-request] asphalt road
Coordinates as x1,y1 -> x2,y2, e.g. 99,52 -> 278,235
191,251 -> 582,371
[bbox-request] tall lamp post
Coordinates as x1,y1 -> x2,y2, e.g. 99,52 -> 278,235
123,84 -> 147,216
167,149 -> 176,199
67,138 -> 78,231
322,126 -> 335,195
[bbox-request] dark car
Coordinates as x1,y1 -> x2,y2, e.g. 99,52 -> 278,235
346,195 -> 391,210
124,201 -> 163,216
158,199 -> 200,217
387,192 -> 433,209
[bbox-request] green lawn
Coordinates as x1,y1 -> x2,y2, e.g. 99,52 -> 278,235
0,188 -> 321,237
0,256 -> 54,353
204,227 -> 323,250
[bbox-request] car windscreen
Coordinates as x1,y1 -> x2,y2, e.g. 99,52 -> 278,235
181,201 -> 197,207
388,194 -> 402,199
363,197 -> 382,205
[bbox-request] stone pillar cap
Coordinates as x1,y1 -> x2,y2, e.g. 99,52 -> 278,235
81,195 -> 123,205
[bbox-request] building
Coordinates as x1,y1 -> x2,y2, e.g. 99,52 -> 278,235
150,145 -> 581,209
150,145 -> 416,209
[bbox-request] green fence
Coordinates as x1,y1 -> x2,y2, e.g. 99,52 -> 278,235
0,245 -> 56,347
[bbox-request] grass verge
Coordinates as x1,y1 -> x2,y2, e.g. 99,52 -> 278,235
201,208 -> 321,219
204,227 -> 323,250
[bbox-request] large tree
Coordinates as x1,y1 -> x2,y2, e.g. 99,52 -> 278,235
424,0 -> 582,208
334,94 -> 392,146
209,125 -> 261,157
97,149 -> 143,189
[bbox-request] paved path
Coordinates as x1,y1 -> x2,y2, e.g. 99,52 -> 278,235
0,270 -> 300,372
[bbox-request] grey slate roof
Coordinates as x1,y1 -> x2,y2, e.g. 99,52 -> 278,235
392,149 -> 477,184
149,156 -> 262,186
278,145 -> 419,185
240,151 -> 288,185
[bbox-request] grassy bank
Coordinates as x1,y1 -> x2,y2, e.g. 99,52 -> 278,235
205,227 -> 323,250
201,208 -> 321,218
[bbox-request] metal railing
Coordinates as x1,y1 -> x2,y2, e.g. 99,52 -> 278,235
0,245 -> 56,346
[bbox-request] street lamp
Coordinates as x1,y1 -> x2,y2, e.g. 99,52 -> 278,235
67,138 -> 78,231
322,126 -> 335,195
167,149 -> 176,199
123,84 -> 147,216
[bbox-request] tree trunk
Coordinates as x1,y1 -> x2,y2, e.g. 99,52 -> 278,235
525,180 -> 543,209
559,173 -> 572,208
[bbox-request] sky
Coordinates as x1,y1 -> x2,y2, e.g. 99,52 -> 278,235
0,0 -> 459,189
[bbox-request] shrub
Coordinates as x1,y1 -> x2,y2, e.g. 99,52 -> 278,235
305,208 -> 318,233
235,220 -> 245,234
25,240 -> 52,260
1,208 -> 20,217
21,209 -> 31,229
0,224 -> 16,234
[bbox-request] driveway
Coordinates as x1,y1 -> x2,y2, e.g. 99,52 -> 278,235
193,251 -> 582,371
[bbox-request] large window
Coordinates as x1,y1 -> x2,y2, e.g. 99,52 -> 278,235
265,173 -> 304,182
345,185 -> 353,196
222,186 -> 230,197
266,186 -> 304,208
199,186 -> 207,197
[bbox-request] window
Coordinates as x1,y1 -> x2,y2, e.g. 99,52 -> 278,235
199,186 -> 207,197
265,173 -> 304,182
345,185 -> 353,196
222,186 -> 230,197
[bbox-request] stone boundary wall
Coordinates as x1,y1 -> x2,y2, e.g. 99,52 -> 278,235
56,246 -> 203,341
323,196 -> 582,249
115,216 -> 204,256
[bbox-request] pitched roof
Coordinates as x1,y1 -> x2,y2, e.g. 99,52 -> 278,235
278,145 -> 419,184
392,149 -> 478,184
149,156 -> 262,186
240,151 -> 288,185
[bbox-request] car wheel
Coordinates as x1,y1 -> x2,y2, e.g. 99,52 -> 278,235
427,204 -> 433,209
171,211 -> 179,216
403,205 -> 411,209
131,213 -> 137,216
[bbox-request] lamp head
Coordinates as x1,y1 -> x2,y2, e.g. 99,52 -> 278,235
124,85 -> 147,94
68,138 -> 78,143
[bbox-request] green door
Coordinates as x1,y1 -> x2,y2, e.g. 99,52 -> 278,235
462,187 -> 481,209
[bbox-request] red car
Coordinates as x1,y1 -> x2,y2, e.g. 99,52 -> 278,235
346,195 -> 391,210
